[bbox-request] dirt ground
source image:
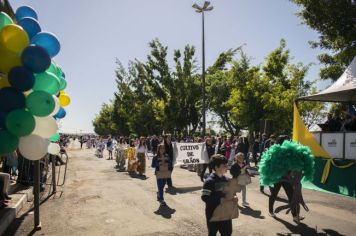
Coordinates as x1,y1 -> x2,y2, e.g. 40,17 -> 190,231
4,145 -> 356,236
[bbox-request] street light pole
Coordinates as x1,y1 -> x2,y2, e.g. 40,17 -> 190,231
193,1 -> 213,137
202,10 -> 206,138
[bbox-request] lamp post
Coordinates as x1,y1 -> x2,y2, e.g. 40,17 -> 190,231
192,1 -> 213,137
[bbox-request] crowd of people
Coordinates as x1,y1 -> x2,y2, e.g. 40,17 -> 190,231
0,131 -> 310,236
322,105 -> 356,132
82,131 -> 305,235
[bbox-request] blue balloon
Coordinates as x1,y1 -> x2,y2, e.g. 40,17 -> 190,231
8,66 -> 35,92
0,111 -> 6,129
0,87 -> 26,112
55,107 -> 66,119
18,17 -> 41,39
15,6 -> 38,22
21,45 -> 51,73
31,32 -> 61,58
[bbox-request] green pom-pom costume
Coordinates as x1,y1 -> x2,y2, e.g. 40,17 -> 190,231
259,140 -> 315,186
259,140 -> 315,222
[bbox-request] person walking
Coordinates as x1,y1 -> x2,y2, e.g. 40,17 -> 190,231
164,134 -> 174,187
200,137 -> 215,182
230,152 -> 251,206
135,137 -> 148,177
201,154 -> 232,236
151,135 -> 159,156
151,144 -> 172,206
252,134 -> 260,167
107,137 -> 114,160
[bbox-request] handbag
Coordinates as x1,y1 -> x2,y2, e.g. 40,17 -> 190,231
156,164 -> 172,179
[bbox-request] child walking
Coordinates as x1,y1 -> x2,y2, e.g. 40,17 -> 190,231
230,152 -> 251,207
151,144 -> 172,206
202,154 -> 233,236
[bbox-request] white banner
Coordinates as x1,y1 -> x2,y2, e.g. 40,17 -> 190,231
321,133 -> 344,159
174,142 -> 209,165
345,133 -> 356,160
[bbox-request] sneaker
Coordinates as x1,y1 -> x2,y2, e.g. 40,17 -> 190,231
242,202 -> 249,206
160,201 -> 167,206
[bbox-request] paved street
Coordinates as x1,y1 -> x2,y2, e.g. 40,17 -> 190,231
5,146 -> 356,236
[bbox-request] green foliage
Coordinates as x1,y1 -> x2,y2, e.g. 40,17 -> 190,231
94,39 -> 324,136
291,0 -> 356,81
92,103 -> 118,136
95,39 -> 202,136
259,141 -> 315,186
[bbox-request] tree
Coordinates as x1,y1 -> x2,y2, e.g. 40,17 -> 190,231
206,49 -> 243,135
95,39 -> 202,136
291,0 -> 356,81
227,40 -> 321,135
92,103 -> 118,135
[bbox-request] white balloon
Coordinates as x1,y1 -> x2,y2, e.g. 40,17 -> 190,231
48,142 -> 60,155
32,116 -> 58,138
19,135 -> 49,160
50,95 -> 60,116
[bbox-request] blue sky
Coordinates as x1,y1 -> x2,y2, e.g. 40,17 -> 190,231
11,0 -> 328,133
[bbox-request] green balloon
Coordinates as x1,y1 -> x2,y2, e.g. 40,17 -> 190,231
47,62 -> 60,77
0,12 -> 13,30
57,67 -> 64,78
26,91 -> 55,117
5,109 -> 35,137
59,78 -> 67,90
33,72 -> 60,95
0,130 -> 19,154
50,132 -> 60,142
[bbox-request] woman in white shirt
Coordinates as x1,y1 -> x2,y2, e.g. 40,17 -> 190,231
116,138 -> 128,170
135,137 -> 148,177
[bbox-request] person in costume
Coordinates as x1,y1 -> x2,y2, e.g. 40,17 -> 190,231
259,135 -> 314,224
115,138 -> 128,171
151,144 -> 172,206
202,154 -> 233,236
135,137 -> 148,177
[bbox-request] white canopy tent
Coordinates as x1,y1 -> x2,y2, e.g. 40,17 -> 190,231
299,56 -> 356,102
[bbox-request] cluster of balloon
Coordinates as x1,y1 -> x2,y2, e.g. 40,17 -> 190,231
0,6 -> 70,160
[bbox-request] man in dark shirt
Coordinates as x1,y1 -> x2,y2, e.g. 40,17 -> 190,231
151,135 -> 160,156
164,134 -> 174,187
202,154 -> 233,236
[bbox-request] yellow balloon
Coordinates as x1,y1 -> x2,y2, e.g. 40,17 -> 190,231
0,47 -> 21,73
59,94 -> 71,107
0,24 -> 29,53
0,74 -> 10,88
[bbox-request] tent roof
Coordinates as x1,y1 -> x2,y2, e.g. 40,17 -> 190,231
299,56 -> 356,102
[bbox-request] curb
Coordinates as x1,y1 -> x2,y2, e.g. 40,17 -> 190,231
0,187 -> 33,235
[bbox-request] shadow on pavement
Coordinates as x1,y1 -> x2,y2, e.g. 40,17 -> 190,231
127,173 -> 149,180
165,186 -> 202,195
154,205 -> 176,219
274,215 -> 345,236
260,192 -> 289,204
4,192 -> 56,235
238,206 -> 265,219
